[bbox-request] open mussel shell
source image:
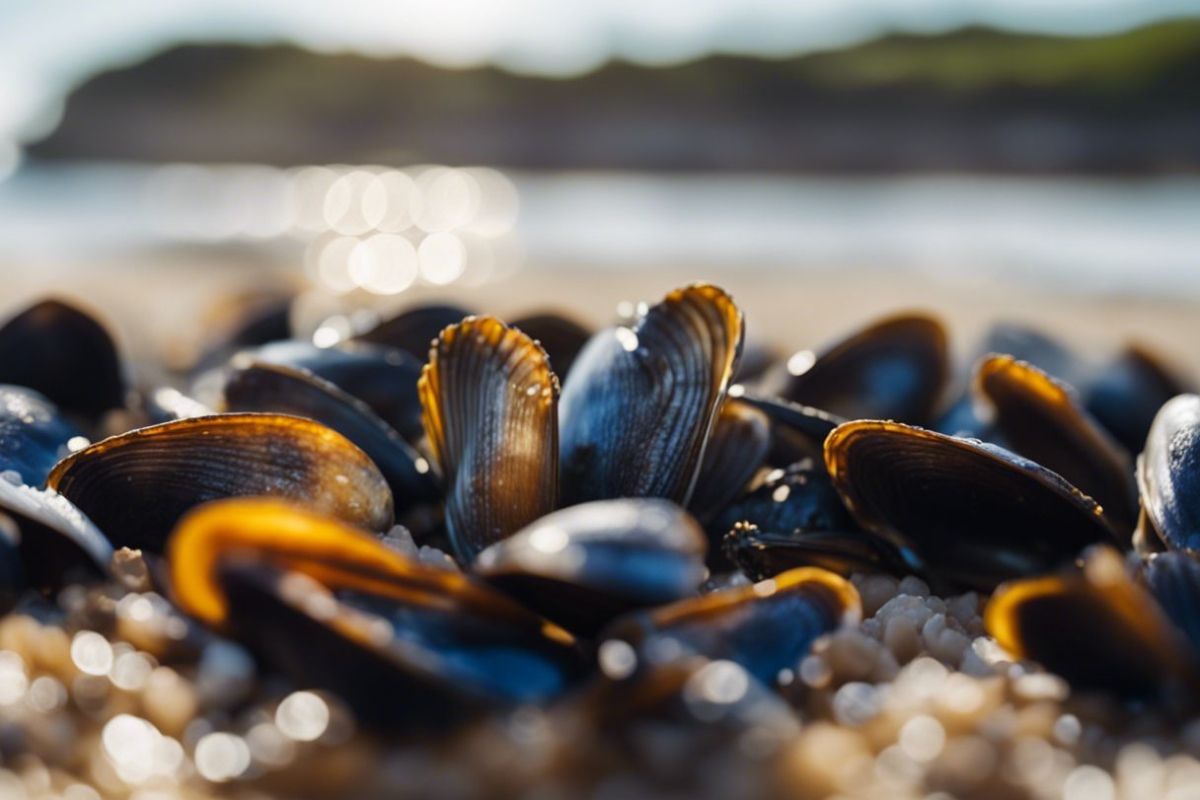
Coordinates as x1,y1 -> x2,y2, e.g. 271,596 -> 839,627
688,399 -> 770,522
759,313 -> 948,426
0,299 -> 125,422
222,360 -> 437,508
724,524 -> 915,581
0,385 -> 85,486
1138,394 -> 1200,553
974,355 -> 1137,535
0,477 -> 111,592
1087,344 -> 1194,456
168,499 -> 583,728
511,312 -> 592,378
240,340 -> 425,444
559,284 -> 743,507
356,303 -> 473,360
420,316 -> 559,563
986,546 -> 1198,700
474,499 -> 708,637
826,421 -> 1121,591
605,567 -> 860,686
47,413 -> 393,552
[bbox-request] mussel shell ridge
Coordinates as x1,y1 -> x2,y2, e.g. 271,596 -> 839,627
47,413 -> 394,552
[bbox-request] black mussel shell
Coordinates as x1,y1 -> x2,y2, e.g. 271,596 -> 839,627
978,322 -> 1081,386
688,399 -> 770,522
243,340 -> 425,444
559,284 -> 743,507
826,421 -> 1121,591
511,312 -> 592,379
357,303 -> 473,360
47,413 -> 393,552
987,546 -> 1198,700
0,299 -> 125,422
709,458 -> 854,549
1140,551 -> 1200,659
0,385 -> 85,486
975,355 -> 1137,535
1138,394 -> 1200,553
0,477 -> 111,592
191,293 -> 293,373
169,499 -> 583,728
474,499 -> 708,636
737,393 -> 843,468
222,360 -> 437,508
760,313 -> 948,426
724,524 -> 915,581
605,567 -> 860,686
420,316 -> 558,563
1088,345 -> 1195,457
0,523 -> 24,613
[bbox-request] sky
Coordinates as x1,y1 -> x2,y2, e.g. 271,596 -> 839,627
1,0 -> 1198,149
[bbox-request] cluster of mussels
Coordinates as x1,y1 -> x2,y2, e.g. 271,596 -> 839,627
1,287 -> 1200,799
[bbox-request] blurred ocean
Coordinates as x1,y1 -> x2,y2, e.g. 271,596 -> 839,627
0,164 -> 1197,299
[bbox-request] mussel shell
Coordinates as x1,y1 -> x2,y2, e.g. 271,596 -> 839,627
975,355 -> 1137,535
977,322 -> 1081,387
474,499 -> 708,636
826,421 -> 1121,590
419,316 -> 559,563
1138,394 -> 1200,553
1088,345 -> 1195,457
245,340 -> 424,443
0,477 -> 111,591
47,413 -> 393,552
357,303 -> 473,360
605,567 -> 860,686
0,299 -> 125,421
723,524 -> 915,581
0,385 -> 85,486
511,312 -> 592,379
708,458 -> 855,550
737,393 -> 843,468
986,546 -> 1197,699
0,531 -> 22,613
559,284 -> 743,506
759,313 -> 948,426
1140,551 -> 1200,660
688,399 -> 770,522
169,499 -> 583,728
222,360 -> 437,508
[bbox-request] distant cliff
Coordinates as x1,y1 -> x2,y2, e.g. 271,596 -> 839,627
31,21 -> 1200,173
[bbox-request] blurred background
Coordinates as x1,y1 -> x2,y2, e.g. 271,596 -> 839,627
0,0 -> 1198,375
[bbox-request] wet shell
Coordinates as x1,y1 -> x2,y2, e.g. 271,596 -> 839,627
511,312 -> 592,378
688,399 -> 770,522
169,499 -> 582,727
826,421 -> 1121,590
357,303 -> 473,360
986,546 -> 1197,699
760,313 -> 948,425
974,355 -> 1137,535
419,317 -> 559,563
1140,551 -> 1200,659
474,499 -> 708,636
605,567 -> 860,685
47,413 -> 393,552
1138,394 -> 1200,553
723,524 -> 915,581
737,393 -> 843,468
242,340 -> 425,444
0,477 -> 111,592
222,360 -> 437,508
0,298 -> 125,421
1087,344 -> 1194,455
0,385 -> 85,486
559,284 -> 743,507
